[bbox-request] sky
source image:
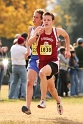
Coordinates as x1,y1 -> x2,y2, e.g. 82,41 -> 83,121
46,0 -> 57,11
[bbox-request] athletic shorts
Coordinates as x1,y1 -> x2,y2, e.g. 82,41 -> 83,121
47,62 -> 58,80
27,59 -> 39,73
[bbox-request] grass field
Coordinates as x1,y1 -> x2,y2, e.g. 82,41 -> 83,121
0,85 -> 83,124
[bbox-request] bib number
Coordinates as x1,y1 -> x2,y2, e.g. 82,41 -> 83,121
32,43 -> 38,55
40,45 -> 52,55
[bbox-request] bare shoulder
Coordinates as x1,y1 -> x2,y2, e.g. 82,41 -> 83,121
28,26 -> 34,38
35,26 -> 42,31
56,27 -> 68,37
28,26 -> 34,32
56,27 -> 65,32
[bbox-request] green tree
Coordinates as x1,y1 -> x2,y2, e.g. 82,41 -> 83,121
53,0 -> 83,44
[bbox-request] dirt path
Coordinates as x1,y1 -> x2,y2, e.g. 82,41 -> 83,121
0,99 -> 83,124
0,85 -> 83,124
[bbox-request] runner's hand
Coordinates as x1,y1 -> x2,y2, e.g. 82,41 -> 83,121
65,51 -> 71,58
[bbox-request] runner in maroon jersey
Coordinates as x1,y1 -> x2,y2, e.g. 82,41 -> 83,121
28,11 -> 71,115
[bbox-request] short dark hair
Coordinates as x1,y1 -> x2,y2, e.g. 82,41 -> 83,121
43,11 -> 55,20
34,9 -> 45,19
21,32 -> 28,40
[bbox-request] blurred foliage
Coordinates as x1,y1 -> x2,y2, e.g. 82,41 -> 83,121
2,0 -> 83,45
53,0 -> 83,44
0,0 -> 62,49
0,0 -> 67,39
0,0 -> 47,39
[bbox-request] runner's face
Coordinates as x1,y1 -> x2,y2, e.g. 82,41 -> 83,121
43,15 -> 54,29
33,12 -> 43,27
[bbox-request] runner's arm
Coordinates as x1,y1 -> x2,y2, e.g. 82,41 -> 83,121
25,27 -> 32,56
28,26 -> 43,46
56,28 -> 70,58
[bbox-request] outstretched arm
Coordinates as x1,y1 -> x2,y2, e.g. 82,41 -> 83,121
56,28 -> 70,58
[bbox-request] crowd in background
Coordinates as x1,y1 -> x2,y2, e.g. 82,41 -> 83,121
57,37 -> 83,97
0,39 -> 8,100
0,35 -> 83,101
0,8 -> 83,101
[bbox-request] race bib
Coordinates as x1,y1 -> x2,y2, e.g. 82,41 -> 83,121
40,44 -> 52,55
32,43 -> 38,55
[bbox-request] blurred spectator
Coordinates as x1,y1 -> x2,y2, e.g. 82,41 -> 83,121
21,32 -> 30,68
74,38 -> 83,95
8,36 -> 29,99
14,34 -> 21,39
8,34 -> 21,99
58,46 -> 69,97
57,39 -> 65,54
18,32 -> 31,98
69,50 -> 79,96
0,38 -> 8,100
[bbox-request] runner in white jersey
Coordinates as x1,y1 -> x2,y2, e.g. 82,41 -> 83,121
22,9 -> 45,115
